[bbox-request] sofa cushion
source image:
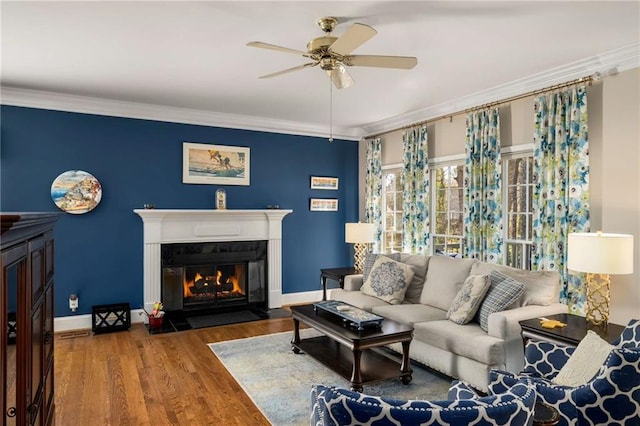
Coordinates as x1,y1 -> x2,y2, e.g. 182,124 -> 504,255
361,255 -> 415,304
470,262 -> 560,306
420,255 -> 477,310
372,304 -> 446,326
475,270 -> 526,331
363,252 -> 401,282
413,320 -> 505,365
446,274 -> 491,325
330,289 -> 390,311
399,254 -> 430,304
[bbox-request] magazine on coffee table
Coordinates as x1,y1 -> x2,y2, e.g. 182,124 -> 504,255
313,300 -> 383,330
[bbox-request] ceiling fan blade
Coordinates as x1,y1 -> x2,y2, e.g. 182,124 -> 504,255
345,55 -> 418,69
247,41 -> 309,56
327,64 -> 354,89
258,62 -> 318,79
329,23 -> 377,56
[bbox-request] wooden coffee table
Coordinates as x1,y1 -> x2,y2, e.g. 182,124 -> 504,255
290,303 -> 414,392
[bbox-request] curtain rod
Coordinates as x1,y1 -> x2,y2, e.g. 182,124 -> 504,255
364,73 -> 598,140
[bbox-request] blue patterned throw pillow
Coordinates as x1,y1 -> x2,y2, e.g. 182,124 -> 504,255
361,255 -> 414,304
362,252 -> 401,282
474,270 -> 525,331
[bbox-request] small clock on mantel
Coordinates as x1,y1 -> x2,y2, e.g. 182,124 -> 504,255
216,188 -> 227,210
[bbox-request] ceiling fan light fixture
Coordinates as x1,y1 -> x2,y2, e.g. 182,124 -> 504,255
320,57 -> 336,71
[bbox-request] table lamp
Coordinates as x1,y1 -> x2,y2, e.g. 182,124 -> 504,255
567,231 -> 634,326
345,222 -> 376,273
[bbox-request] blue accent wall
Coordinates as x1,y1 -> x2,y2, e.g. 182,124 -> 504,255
1,105 -> 359,317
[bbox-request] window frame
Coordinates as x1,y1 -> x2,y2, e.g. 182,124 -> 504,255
381,164 -> 403,253
429,156 -> 466,257
501,147 -> 535,270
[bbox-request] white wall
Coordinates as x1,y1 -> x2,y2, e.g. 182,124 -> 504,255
600,68 -> 640,324
359,68 -> 640,325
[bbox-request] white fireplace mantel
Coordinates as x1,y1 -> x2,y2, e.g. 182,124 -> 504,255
134,209 -> 292,311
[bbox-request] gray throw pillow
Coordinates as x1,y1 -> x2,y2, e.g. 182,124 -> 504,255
447,274 -> 491,325
361,255 -> 415,304
474,270 -> 525,331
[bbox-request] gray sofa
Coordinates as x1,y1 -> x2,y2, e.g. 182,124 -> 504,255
329,254 -> 568,391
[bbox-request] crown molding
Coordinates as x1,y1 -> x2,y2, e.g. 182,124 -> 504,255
0,87 -> 362,141
2,43 -> 637,141
361,42 -> 640,137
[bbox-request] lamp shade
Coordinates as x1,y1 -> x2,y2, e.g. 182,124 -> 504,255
567,232 -> 634,274
345,222 -> 376,244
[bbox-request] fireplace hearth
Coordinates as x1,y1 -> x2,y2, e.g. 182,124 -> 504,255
161,241 -> 267,314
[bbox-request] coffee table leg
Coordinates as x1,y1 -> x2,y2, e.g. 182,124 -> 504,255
321,275 -> 328,301
291,318 -> 301,354
400,340 -> 413,384
350,348 -> 363,392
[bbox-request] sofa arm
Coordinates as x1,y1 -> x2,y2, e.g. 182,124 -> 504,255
487,303 -> 568,372
343,274 -> 364,291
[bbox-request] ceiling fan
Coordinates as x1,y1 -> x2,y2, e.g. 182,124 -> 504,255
247,17 -> 417,89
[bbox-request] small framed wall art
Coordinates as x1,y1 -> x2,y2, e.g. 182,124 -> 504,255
310,198 -> 338,212
183,142 -> 250,186
310,176 -> 339,190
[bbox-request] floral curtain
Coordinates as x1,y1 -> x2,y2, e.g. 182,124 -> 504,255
402,125 -> 430,254
532,84 -> 590,313
364,137 -> 383,253
463,108 -> 503,263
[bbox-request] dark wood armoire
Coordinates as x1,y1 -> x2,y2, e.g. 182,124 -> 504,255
2,213 -> 59,425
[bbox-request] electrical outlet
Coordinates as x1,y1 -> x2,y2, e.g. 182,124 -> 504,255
69,294 -> 78,312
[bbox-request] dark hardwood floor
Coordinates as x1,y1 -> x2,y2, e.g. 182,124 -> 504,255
54,315 -> 295,425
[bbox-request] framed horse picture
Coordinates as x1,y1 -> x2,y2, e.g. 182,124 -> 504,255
182,142 -> 250,185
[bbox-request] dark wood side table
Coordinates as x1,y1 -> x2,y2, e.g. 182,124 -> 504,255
320,267 -> 357,301
519,313 -> 625,347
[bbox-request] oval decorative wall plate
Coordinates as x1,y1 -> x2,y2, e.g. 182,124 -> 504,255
51,170 -> 102,214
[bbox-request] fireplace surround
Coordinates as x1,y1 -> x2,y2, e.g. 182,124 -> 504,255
134,209 -> 292,316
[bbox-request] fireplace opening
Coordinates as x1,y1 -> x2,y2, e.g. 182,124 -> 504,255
161,241 -> 267,315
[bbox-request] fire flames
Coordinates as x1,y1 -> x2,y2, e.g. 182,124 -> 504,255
183,265 -> 244,298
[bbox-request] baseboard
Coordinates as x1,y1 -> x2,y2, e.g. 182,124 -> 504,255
53,292 -> 324,332
54,309 -> 145,333
281,290 -> 323,307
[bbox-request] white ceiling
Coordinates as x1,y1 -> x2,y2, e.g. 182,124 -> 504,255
2,1 -> 639,140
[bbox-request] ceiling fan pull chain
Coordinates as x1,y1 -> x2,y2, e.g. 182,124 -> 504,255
329,78 -> 333,143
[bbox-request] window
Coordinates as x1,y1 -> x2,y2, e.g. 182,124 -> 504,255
382,167 -> 403,253
432,164 -> 465,257
504,156 -> 534,269
379,153 -> 533,265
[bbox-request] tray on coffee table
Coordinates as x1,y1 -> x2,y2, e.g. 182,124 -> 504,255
313,300 -> 383,330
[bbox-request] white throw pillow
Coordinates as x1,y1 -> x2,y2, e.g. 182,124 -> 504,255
361,255 -> 415,304
446,274 -> 491,324
552,330 -> 613,387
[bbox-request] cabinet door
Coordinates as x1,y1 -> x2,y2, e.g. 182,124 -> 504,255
2,243 -> 28,426
28,236 -> 46,426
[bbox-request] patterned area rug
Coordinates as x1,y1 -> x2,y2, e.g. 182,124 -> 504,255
209,330 -> 452,425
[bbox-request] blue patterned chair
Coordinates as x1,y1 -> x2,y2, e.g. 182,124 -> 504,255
489,319 -> 640,426
310,379 -> 536,426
